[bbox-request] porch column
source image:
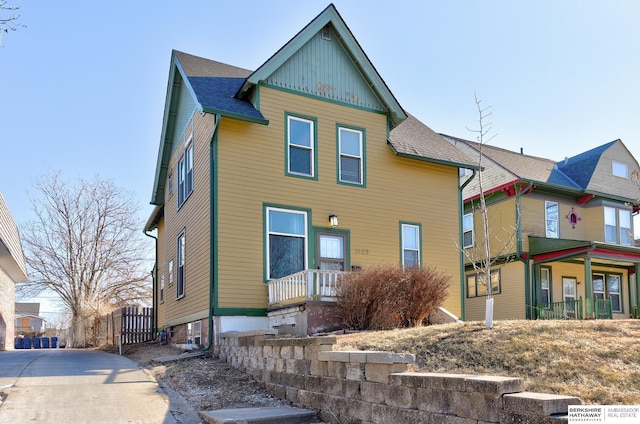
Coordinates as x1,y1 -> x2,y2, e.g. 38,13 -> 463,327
584,259 -> 593,319
635,264 -> 640,313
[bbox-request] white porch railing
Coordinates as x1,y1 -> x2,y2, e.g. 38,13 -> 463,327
267,269 -> 347,306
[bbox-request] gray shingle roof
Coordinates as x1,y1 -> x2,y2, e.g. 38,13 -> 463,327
388,114 -> 478,168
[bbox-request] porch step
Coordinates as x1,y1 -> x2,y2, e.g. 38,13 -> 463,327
199,406 -> 318,424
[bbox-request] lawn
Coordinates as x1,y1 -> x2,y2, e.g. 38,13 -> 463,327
333,319 -> 640,404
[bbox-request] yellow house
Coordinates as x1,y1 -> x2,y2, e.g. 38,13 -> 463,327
145,5 -> 477,347
445,135 -> 640,321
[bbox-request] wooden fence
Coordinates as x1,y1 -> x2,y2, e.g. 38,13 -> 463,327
96,306 -> 154,346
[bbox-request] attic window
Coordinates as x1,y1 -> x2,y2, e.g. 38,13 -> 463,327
321,25 -> 331,40
612,161 -> 628,178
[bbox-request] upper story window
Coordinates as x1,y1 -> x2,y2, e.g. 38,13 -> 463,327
463,213 -> 474,248
177,139 -> 194,208
545,201 -> 559,239
177,229 -> 186,299
604,206 -> 633,245
266,207 -> 307,279
401,223 -> 421,267
286,114 -> 316,179
338,126 -> 365,186
612,160 -> 628,178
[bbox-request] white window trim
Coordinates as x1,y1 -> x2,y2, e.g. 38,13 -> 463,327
545,201 -> 559,239
338,127 -> 364,185
265,207 -> 308,280
463,213 -> 474,248
287,116 -> 315,177
177,229 -> 186,299
401,223 -> 421,267
177,141 -> 194,208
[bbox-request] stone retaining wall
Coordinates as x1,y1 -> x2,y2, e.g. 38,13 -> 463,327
216,330 -> 581,424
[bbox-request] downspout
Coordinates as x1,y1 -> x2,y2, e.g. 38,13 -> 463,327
516,181 -> 534,318
205,114 -> 222,351
459,169 -> 477,321
143,229 -> 158,336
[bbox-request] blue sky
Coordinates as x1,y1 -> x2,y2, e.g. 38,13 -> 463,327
2,0 -> 640,236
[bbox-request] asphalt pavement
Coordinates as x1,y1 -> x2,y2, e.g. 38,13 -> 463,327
0,348 -> 177,423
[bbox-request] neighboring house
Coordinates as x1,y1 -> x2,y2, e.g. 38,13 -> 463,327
145,5 -> 477,347
445,136 -> 640,321
15,302 -> 46,335
0,193 -> 28,350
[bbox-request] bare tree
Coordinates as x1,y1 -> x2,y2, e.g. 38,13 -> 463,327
0,1 -> 25,45
20,172 -> 152,347
464,94 -> 517,329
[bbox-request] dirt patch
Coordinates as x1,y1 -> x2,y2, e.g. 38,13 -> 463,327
120,342 -> 286,423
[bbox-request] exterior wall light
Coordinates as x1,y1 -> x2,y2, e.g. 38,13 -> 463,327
329,215 -> 338,228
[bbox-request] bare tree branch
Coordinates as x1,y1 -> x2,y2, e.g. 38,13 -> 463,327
20,171 -> 152,347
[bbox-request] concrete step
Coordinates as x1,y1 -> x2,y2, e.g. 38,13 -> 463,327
199,406 -> 318,424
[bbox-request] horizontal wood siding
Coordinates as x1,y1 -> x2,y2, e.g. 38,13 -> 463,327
589,142 -> 640,199
159,112 -> 213,327
466,197 -> 517,262
156,217 -> 166,327
464,262 -> 525,321
217,87 -> 462,316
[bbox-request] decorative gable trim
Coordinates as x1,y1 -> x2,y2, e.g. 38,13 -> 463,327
236,4 -> 406,129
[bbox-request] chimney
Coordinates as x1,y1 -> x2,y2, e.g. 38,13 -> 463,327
520,147 -> 524,155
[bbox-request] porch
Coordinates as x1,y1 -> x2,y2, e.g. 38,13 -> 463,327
533,297 -> 613,320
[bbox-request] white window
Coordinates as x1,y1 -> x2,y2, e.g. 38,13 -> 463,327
540,268 -> 550,304
177,142 -> 194,207
619,209 -> 632,245
168,260 -> 174,286
545,201 -> 559,238
604,206 -> 617,243
463,213 -> 474,248
160,274 -> 165,302
562,277 -> 577,317
612,160 -> 628,178
338,127 -> 364,185
401,223 -> 420,267
593,273 -> 605,300
187,321 -> 201,346
177,230 -> 185,298
287,115 -> 315,177
608,275 -> 621,312
266,207 -> 307,279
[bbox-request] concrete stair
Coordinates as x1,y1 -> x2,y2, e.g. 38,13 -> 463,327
199,406 -> 318,424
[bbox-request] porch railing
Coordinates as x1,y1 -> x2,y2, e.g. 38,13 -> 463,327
535,298 -> 583,320
594,298 -> 613,319
268,269 -> 347,306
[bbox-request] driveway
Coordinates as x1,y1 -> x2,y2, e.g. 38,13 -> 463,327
0,348 -> 176,423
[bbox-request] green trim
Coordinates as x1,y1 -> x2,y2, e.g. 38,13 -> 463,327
264,83 -> 389,117
284,112 -> 319,181
206,114 -> 221,351
202,106 -> 269,125
458,170 -> 476,321
311,227 -> 351,271
388,142 -> 481,170
263,203 -> 313,282
336,124 -> 367,188
399,221 -> 423,267
215,308 -> 267,317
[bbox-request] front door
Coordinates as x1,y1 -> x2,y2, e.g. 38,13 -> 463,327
316,232 -> 346,271
563,277 -> 577,318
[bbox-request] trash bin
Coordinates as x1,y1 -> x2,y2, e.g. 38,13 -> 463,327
23,337 -> 31,349
41,337 -> 50,348
51,336 -> 59,348
14,337 -> 23,349
33,337 -> 41,349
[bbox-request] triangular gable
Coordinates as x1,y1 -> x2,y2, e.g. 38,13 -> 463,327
554,140 -> 617,189
236,4 -> 406,129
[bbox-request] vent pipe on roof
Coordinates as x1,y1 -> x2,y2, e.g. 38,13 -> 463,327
520,148 -> 523,155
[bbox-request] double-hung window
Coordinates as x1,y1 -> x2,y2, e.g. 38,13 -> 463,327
594,273 -> 622,313
540,267 -> 551,304
177,230 -> 186,298
463,213 -> 474,248
286,115 -> 316,178
466,270 -> 500,297
177,139 -> 194,208
545,201 -> 559,238
604,206 -> 633,245
160,274 -> 165,303
338,126 -> 364,185
266,207 -> 307,279
401,223 -> 421,267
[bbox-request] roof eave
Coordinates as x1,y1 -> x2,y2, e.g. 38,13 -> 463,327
201,107 -> 269,126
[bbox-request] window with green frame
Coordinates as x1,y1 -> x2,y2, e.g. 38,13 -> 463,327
400,223 -> 421,267
265,206 -> 308,280
286,114 -> 317,179
337,126 -> 365,186
467,269 -> 500,297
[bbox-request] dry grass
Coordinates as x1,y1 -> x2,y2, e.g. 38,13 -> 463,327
334,319 -> 640,405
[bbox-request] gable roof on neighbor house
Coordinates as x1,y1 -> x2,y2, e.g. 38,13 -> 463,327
150,4 -> 477,206
0,193 -> 27,283
442,135 -> 640,202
